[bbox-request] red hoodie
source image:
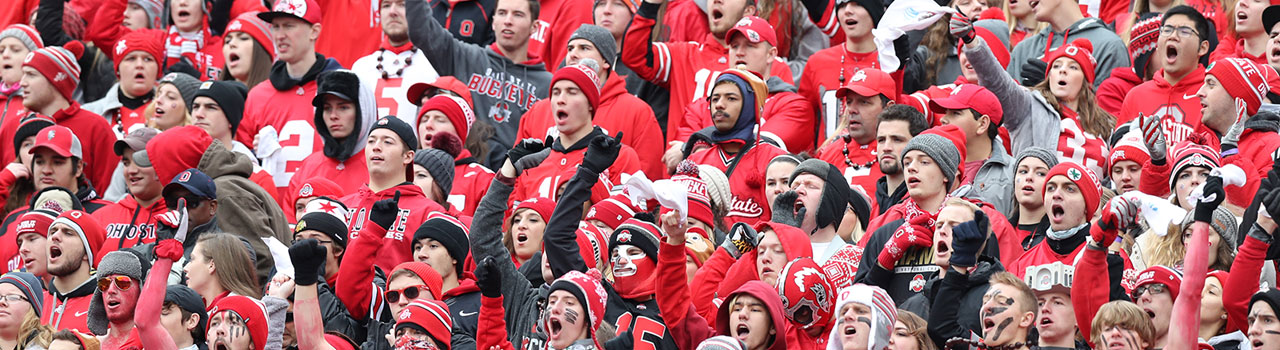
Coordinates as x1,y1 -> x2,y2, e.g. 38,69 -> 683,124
448,150 -> 496,217
53,103 -> 118,195
1210,39 -> 1267,65
1223,128 -> 1280,208
93,194 -> 166,255
686,141 -> 787,227
1118,66 -> 1207,144
621,3 -> 794,144
0,93 -> 26,166
340,184 -> 447,272
688,222 -> 812,325
517,76 -> 666,178
1097,67 -> 1143,117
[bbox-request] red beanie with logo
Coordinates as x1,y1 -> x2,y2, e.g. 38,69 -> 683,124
111,29 -> 164,73
23,41 -> 84,102
1043,162 -> 1102,220
1043,39 -> 1098,84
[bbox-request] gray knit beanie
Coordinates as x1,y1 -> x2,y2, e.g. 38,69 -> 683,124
696,336 -> 746,350
1015,147 -> 1060,170
1178,206 -> 1238,249
159,72 -> 202,109
0,25 -> 43,52
0,272 -> 43,317
901,133 -> 963,191
568,24 -> 618,71
88,250 -> 151,335
790,159 -> 853,230
414,148 -> 455,195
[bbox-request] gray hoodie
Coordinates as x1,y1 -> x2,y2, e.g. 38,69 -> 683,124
407,0 -> 552,168
1005,16 -> 1130,86
964,37 -> 1060,161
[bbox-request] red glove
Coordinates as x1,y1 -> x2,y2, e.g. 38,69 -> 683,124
154,210 -> 183,229
878,214 -> 934,269
155,239 -> 184,261
1093,197 -> 1137,246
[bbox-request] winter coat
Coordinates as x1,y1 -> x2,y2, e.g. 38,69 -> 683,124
1006,16 -> 1131,86
899,256 -> 1003,343
340,184 -> 447,272
192,140 -> 291,285
407,0 -> 552,168
1221,111 -> 1280,208
952,140 -> 1016,217
237,54 -> 345,192
874,177 -> 907,216
516,76 -> 666,178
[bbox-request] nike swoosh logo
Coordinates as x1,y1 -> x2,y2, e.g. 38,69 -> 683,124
75,310 -> 88,317
459,310 -> 478,317
1184,94 -> 1197,99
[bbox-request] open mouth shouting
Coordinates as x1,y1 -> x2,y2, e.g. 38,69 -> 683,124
47,244 -> 63,265
1048,203 -> 1067,224
733,321 -> 751,343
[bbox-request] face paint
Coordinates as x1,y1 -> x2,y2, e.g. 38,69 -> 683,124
856,316 -> 872,327
564,308 -> 581,326
988,317 -> 1015,342
611,248 -> 647,277
394,335 -> 440,350
611,245 -> 656,298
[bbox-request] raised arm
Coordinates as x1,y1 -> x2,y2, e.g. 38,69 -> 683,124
290,239 -> 337,350
137,238 -> 182,350
1167,177 -> 1224,350
335,194 -> 403,321
85,0 -> 131,57
619,0 -> 678,87
405,0 -> 484,75
545,133 -> 621,278
655,211 -> 718,348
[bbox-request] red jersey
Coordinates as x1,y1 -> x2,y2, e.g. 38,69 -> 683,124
797,47 -> 881,142
53,103 -> 119,195
516,76 -> 666,178
814,137 -> 882,210
686,141 -> 787,227
529,0 -> 594,71
512,129 -> 643,204
314,0 -> 379,67
620,3 -> 794,144
1118,66 -> 1207,146
676,87 -> 816,153
289,150 -> 369,201
448,154 -> 495,217
1057,108 -> 1110,176
341,184 -> 447,272
93,195 -> 166,255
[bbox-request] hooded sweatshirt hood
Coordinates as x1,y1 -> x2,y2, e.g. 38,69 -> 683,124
313,70 -> 376,162
716,281 -> 790,350
688,69 -> 768,150
146,126 -> 213,186
199,139 -> 256,180
826,284 -> 896,350
268,53 -> 343,91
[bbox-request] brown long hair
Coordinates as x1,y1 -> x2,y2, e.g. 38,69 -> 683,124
1032,76 -> 1116,140
197,233 -> 262,297
17,308 -> 53,349
218,40 -> 272,89
921,16 -> 957,85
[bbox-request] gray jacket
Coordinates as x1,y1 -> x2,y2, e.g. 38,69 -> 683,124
965,38 -> 1060,161
953,139 -> 1015,217
407,0 -> 551,168
470,179 -> 547,350
1005,16 -> 1130,86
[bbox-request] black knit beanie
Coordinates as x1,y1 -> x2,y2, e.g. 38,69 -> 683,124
191,80 -> 249,134
413,217 -> 470,274
295,212 -> 349,249
789,159 -> 853,231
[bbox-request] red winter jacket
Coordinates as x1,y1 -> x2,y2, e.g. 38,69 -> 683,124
677,81 -> 815,153
1223,234 -> 1269,334
340,184 -> 447,272
288,150 -> 368,202
1118,67 -> 1207,144
621,1 -> 794,144
448,151 -> 496,217
511,128 -> 642,204
516,76 -> 665,178
686,141 -> 787,227
1097,67 -> 1142,117
0,92 -> 26,166
529,0 -> 593,71
814,136 -> 882,210
53,103 -> 118,195
93,195 -> 166,255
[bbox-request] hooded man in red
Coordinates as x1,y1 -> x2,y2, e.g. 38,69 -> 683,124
21,41 -> 118,195
517,24 -> 665,178
1119,6 -> 1214,145
340,116 -> 447,272
288,70 -> 376,198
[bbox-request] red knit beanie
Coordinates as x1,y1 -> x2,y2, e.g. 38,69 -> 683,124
585,193 -> 638,230
1207,57 -> 1271,117
1108,131 -> 1151,170
1043,39 -> 1098,84
14,210 -> 57,242
1168,138 -> 1220,192
575,222 -> 610,269
209,296 -> 269,350
418,95 -> 475,142
551,63 -> 602,110
392,261 -> 444,300
111,29 -> 164,73
668,163 -> 715,227
146,126 -> 214,186
292,178 -> 343,206
1043,162 -> 1102,220
226,13 -> 275,59
395,299 -> 453,349
546,270 -> 608,349
1132,265 -> 1183,300
509,197 -> 555,230
23,41 -> 83,102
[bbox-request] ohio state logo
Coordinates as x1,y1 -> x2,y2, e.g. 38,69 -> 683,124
46,129 -> 55,140
274,0 -> 308,18
910,274 -> 926,292
299,184 -> 314,197
727,196 -> 764,217
178,171 -> 192,182
115,40 -> 128,56
53,72 -> 67,82
617,232 -> 632,243
851,70 -> 867,82
227,20 -> 243,32
1067,167 -> 1082,181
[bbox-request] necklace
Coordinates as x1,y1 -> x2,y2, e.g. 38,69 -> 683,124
374,48 -> 414,79
841,134 -> 877,168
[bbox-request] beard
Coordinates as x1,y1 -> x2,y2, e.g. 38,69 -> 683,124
384,24 -> 409,44
46,251 -> 83,276
880,159 -> 900,175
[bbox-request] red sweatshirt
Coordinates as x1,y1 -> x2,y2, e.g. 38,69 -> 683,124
1097,67 -> 1142,117
1071,240 -> 1112,347
288,150 -> 369,201
511,131 -> 643,204
516,76 -> 666,178
621,1 -> 794,144
54,103 -> 118,195
42,279 -> 96,333
529,0 -> 594,71
677,86 -> 815,153
686,141 -> 787,227
335,221 -> 391,321
1223,234 -> 1269,333
1222,128 -> 1280,208
1210,39 -> 1267,65
448,152 -> 496,217
0,93 -> 26,166
1118,66 -> 1207,145
340,184 -> 447,272
93,195 -> 166,255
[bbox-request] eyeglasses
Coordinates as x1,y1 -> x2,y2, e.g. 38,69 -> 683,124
1160,25 -> 1200,39
385,285 -> 427,304
0,294 -> 28,305
1131,283 -> 1168,298
97,276 -> 134,291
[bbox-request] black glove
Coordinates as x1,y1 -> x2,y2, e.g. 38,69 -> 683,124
370,191 -> 401,230
289,238 -> 327,286
770,190 -> 802,228
1194,176 -> 1225,223
475,256 -> 503,298
582,132 -> 623,174
507,138 -> 548,165
1020,58 -> 1048,87
513,148 -> 552,173
720,222 -> 759,259
1265,179 -> 1280,221
949,210 -> 988,267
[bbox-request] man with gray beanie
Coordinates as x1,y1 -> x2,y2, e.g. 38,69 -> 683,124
413,148 -> 456,207
87,250 -> 151,349
516,24 -> 665,177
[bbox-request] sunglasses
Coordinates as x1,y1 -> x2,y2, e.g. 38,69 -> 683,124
385,285 -> 427,304
97,276 -> 134,291
165,195 -> 205,210
1131,284 -> 1168,299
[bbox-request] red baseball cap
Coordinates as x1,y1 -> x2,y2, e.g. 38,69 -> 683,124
928,83 -> 1003,125
28,125 -> 83,159
258,0 -> 321,25
835,68 -> 895,100
725,16 -> 777,47
407,76 -> 474,108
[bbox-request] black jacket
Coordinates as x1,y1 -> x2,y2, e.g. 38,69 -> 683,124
900,256 -> 1004,342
